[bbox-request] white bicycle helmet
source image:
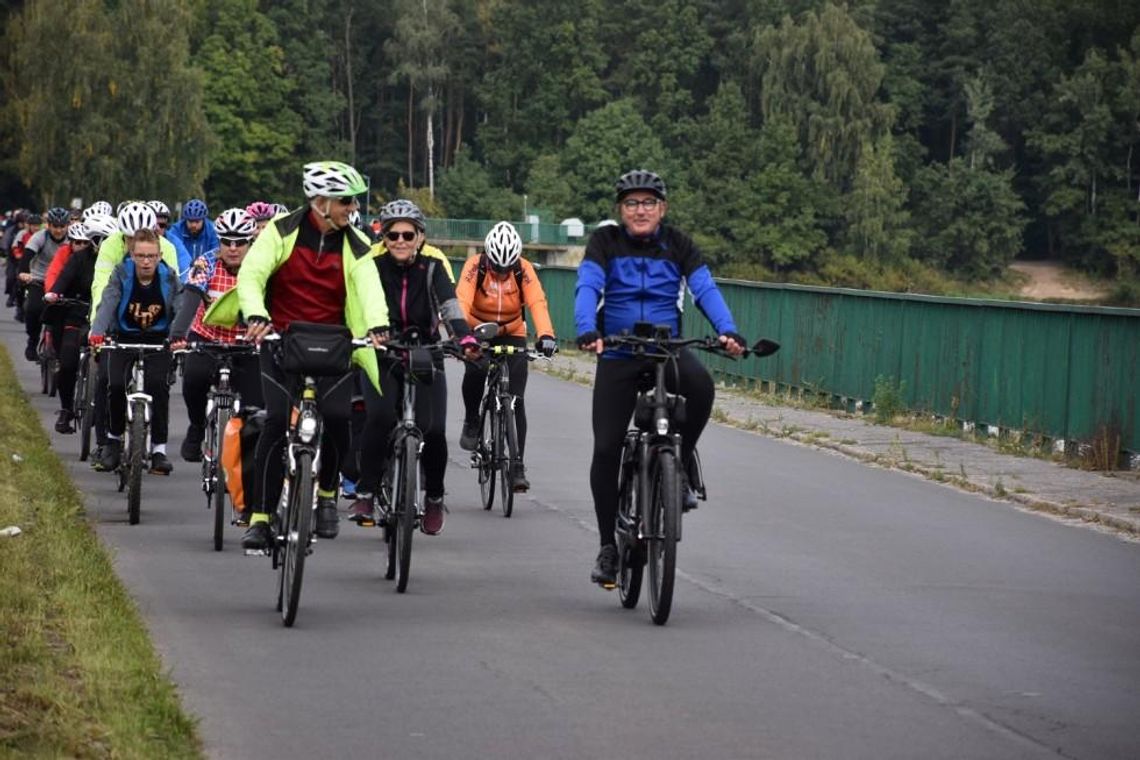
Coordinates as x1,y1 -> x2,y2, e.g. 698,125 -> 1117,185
215,207 -> 257,238
83,214 -> 118,243
67,222 -> 90,242
117,201 -> 157,235
83,201 -> 113,220
484,221 -> 522,269
302,161 -> 367,199
147,200 -> 171,217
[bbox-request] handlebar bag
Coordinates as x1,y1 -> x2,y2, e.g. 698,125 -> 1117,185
280,321 -> 353,376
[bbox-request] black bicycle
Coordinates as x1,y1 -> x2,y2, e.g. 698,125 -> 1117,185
468,322 -> 550,517
374,328 -> 455,593
607,324 -> 779,625
262,328 -> 372,627
100,342 -> 169,526
181,341 -> 258,551
75,339 -> 97,461
36,298 -> 89,397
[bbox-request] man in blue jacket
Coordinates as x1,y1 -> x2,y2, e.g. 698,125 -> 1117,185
166,198 -> 219,266
574,169 -> 747,589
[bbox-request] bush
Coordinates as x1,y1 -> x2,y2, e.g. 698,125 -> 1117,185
872,375 -> 906,423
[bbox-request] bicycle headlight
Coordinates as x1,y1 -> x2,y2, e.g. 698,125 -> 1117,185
656,418 -> 670,436
299,415 -> 318,443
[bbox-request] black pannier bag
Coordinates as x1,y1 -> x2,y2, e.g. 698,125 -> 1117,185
280,321 -> 354,376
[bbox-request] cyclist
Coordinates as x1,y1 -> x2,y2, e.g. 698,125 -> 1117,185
4,210 -> 29,309
456,221 -> 557,492
170,208 -> 263,466
372,204 -> 454,282
244,201 -> 277,238
348,199 -> 479,532
10,214 -> 41,322
574,169 -> 747,588
88,228 -> 182,475
148,200 -> 192,277
18,207 -> 72,361
203,161 -> 388,552
42,221 -> 102,433
166,198 -> 219,264
91,202 -> 182,320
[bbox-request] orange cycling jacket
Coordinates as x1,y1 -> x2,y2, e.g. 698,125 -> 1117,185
456,255 -> 555,339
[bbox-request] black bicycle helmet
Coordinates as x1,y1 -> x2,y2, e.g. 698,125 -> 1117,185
614,169 -> 666,201
46,207 -> 71,226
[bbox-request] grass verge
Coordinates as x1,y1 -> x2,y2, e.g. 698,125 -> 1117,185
0,347 -> 202,758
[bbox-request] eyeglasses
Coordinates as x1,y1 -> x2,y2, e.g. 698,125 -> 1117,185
132,253 -> 159,261
620,198 -> 663,210
156,220 -> 169,229
220,238 -> 250,248
385,230 -> 418,242
336,197 -> 359,207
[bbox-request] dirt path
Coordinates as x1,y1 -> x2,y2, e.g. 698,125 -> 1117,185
1009,261 -> 1110,301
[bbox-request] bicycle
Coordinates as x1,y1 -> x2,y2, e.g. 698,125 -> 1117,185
36,298 -> 87,397
99,342 -> 169,526
606,323 -> 779,625
260,328 -> 372,627
180,341 -> 258,552
373,328 -> 456,593
75,340 -> 97,461
468,322 -> 551,518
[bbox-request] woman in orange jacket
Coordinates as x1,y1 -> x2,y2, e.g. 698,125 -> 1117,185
455,221 -> 557,492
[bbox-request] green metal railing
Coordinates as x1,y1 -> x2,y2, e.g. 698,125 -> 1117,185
533,266 -> 1140,456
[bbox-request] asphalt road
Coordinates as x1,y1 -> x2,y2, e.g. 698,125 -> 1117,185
4,315 -> 1139,760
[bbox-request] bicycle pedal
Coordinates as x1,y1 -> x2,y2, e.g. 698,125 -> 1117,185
599,581 -> 617,591
243,548 -> 269,557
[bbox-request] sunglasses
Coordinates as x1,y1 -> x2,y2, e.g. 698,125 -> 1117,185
220,238 -> 250,248
620,198 -> 663,210
385,230 -> 418,242
336,197 -> 359,206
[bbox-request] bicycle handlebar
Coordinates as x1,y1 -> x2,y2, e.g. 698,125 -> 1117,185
602,332 -> 780,359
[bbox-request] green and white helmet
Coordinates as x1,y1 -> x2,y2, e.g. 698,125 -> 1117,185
302,161 -> 367,199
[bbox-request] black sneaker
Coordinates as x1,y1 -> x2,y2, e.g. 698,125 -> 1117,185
55,409 -> 75,434
591,544 -> 619,588
95,440 -> 122,472
458,419 -> 479,451
25,344 -> 37,362
14,309 -> 24,322
180,424 -> 204,462
510,462 -> 530,493
241,522 -> 272,551
149,451 -> 173,475
314,497 -> 339,539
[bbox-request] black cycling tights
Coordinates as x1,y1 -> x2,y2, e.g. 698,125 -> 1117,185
251,348 -> 354,516
589,349 -> 714,547
461,335 -> 529,456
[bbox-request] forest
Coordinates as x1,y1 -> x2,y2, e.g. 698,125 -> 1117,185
2,0 -> 1139,297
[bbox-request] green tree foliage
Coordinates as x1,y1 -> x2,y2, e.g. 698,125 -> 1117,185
437,148 -> 521,220
842,135 -> 912,264
756,2 -> 894,186
195,0 -> 301,206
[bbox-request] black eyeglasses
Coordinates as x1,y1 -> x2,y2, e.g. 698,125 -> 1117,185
220,238 -> 250,248
385,230 -> 418,242
336,197 -> 358,206
620,198 -> 663,210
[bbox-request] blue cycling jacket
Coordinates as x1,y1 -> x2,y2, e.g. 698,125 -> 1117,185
167,218 -> 219,270
574,224 -> 737,356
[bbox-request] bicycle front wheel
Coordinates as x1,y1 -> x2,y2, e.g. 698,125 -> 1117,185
382,458 -> 397,580
478,408 -> 496,510
616,449 -> 644,610
647,449 -> 679,625
501,402 -> 518,518
77,357 -> 94,461
126,403 -> 146,525
40,357 -> 50,395
395,435 -> 417,593
280,450 -> 314,627
211,409 -> 231,551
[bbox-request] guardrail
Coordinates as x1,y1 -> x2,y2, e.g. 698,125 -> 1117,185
531,265 -> 1140,460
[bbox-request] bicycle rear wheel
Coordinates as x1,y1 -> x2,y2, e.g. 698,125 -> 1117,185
478,408 -> 496,511
647,449 -> 679,625
616,447 -> 644,609
40,357 -> 50,395
395,435 -> 417,593
126,403 -> 146,525
382,460 -> 397,580
280,450 -> 314,627
210,408 -> 231,551
501,402 -> 518,518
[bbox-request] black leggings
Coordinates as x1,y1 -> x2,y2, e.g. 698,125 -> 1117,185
24,282 -> 45,350
54,318 -> 87,412
106,348 -> 172,444
251,347 -> 355,515
358,356 -> 449,499
180,332 -> 264,428
461,335 -> 530,457
589,349 -> 714,547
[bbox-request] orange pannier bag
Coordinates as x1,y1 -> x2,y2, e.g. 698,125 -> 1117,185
221,416 -> 246,509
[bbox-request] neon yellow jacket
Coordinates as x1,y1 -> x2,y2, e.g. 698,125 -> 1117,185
89,232 -> 179,320
204,207 -> 389,389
